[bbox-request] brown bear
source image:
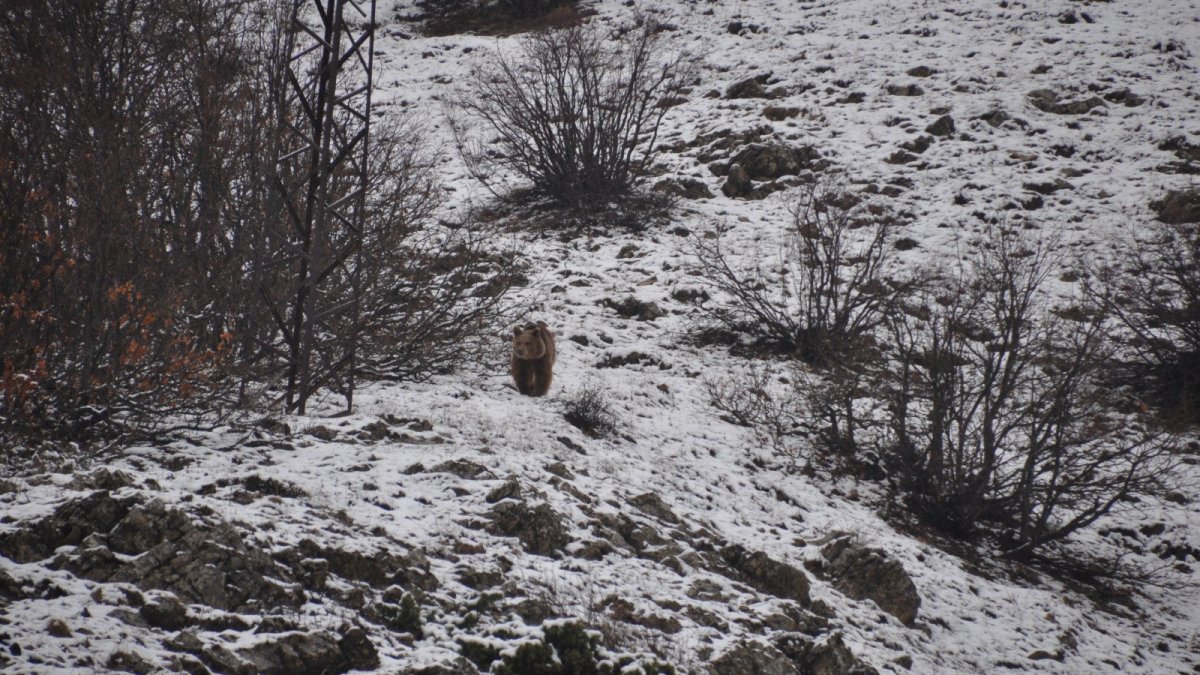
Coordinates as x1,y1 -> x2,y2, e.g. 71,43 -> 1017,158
511,321 -> 556,396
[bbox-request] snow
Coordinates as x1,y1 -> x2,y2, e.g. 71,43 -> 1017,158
3,0 -> 1200,672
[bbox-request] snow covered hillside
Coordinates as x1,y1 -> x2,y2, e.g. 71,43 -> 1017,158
2,0 -> 1199,672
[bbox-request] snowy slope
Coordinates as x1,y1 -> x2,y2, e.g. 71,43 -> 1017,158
2,0 -> 1200,673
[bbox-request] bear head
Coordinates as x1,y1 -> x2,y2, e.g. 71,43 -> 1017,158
512,324 -> 547,360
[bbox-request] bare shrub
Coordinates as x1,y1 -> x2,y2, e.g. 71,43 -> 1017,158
0,0 -> 521,440
692,181 -> 919,364
422,0 -> 583,36
255,116 -> 524,390
884,225 -> 1179,558
1093,216 -> 1200,423
706,359 -> 884,477
561,383 -> 618,438
451,17 -> 695,208
705,364 -> 801,458
0,0 -> 273,440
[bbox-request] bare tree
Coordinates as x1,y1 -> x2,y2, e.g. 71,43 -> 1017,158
0,0 -> 269,440
692,181 -> 918,364
1092,214 -> 1200,422
884,225 -> 1179,558
451,16 -> 694,207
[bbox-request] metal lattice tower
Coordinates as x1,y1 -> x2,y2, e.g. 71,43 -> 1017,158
273,0 -> 376,414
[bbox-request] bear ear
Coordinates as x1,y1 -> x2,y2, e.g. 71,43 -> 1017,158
513,326 -> 523,336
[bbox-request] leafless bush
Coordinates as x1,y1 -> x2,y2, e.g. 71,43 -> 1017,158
451,17 -> 695,208
254,116 -> 523,391
692,181 -> 919,364
1092,215 -> 1200,423
0,0 -> 520,440
0,0 -> 276,440
884,225 -> 1179,559
422,0 -> 581,36
561,383 -> 618,438
706,358 -> 884,477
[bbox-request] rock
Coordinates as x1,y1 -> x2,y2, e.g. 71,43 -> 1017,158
94,521 -> 301,612
47,618 -> 71,637
428,459 -> 492,479
140,594 -> 191,631
729,143 -> 823,180
978,109 -> 1011,127
653,177 -> 714,200
293,540 -> 438,591
106,650 -> 156,674
925,114 -> 955,137
1023,179 -> 1074,195
885,150 -> 918,165
488,500 -> 570,556
602,597 -> 683,633
66,468 -> 135,491
722,163 -> 754,198
306,425 -> 337,441
1152,189 -> 1200,224
763,105 -> 800,121
819,536 -> 920,625
1027,89 -> 1105,115
720,545 -> 811,605
906,65 -> 935,77
602,297 -> 666,321
726,73 -> 772,99
900,135 -> 933,154
808,633 -> 879,675
0,491 -> 137,563
630,492 -> 680,524
486,478 -> 523,503
402,656 -> 480,674
107,501 -> 192,555
709,641 -> 801,675
21,495 -> 307,613
1104,88 -> 1145,107
235,627 -> 378,674
886,83 -> 924,96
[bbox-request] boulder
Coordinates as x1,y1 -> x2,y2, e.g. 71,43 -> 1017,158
139,593 -> 190,631
819,536 -> 920,625
0,491 -> 137,563
1028,89 -> 1106,115
652,177 -> 714,200
729,143 -> 823,180
721,163 -> 754,198
487,500 -> 570,556
726,73 -> 772,99
808,633 -> 880,675
720,545 -> 811,605
925,114 -> 955,137
1152,189 -> 1200,224
710,641 -> 801,675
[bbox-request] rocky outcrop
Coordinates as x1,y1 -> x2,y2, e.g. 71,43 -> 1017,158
1152,189 -> 1200,224
1028,89 -> 1106,115
710,641 -> 801,675
487,498 -> 571,557
818,536 -> 920,625
729,143 -> 823,181
720,545 -> 811,605
652,177 -> 714,200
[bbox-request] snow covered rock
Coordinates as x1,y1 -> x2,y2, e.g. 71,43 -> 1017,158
818,535 -> 920,625
709,641 -> 802,675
